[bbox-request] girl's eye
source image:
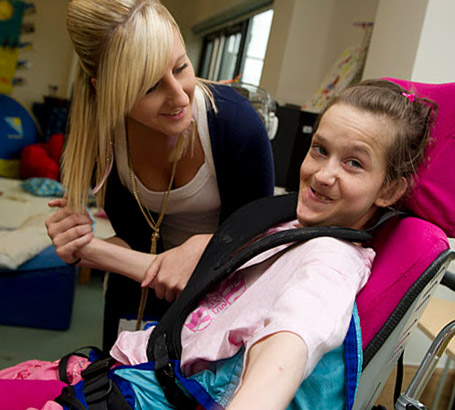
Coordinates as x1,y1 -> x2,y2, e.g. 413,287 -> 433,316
175,63 -> 188,74
312,145 -> 327,156
346,159 -> 363,169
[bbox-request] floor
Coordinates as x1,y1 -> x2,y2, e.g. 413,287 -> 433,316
0,270 -> 104,370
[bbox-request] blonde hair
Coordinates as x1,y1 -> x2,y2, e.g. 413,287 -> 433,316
63,0 -> 214,210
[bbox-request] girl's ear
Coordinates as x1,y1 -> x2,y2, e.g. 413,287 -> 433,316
91,77 -> 97,89
375,177 -> 408,208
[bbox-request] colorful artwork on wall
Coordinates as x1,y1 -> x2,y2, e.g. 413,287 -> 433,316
0,0 -> 26,94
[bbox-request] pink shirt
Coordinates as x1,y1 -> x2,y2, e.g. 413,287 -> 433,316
111,220 -> 375,380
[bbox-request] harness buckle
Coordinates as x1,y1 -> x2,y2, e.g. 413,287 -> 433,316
81,357 -> 115,380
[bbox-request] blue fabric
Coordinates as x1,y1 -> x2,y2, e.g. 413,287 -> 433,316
20,177 -> 65,197
112,352 -> 243,410
113,361 -> 176,410
179,349 -> 244,409
344,305 -> 363,409
110,316 -> 363,410
288,345 -> 346,410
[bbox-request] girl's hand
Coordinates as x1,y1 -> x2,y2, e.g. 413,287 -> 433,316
45,198 -> 94,264
142,234 -> 212,302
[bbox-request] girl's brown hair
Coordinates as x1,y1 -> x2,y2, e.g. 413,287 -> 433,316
318,79 -> 438,193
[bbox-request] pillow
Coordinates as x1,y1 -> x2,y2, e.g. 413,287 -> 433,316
21,177 -> 65,197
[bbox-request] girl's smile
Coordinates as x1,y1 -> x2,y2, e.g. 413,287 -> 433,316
296,103 -> 403,230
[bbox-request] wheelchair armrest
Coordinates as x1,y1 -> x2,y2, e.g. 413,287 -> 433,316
441,270 -> 455,291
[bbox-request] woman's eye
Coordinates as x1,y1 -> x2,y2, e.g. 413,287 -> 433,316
175,63 -> 188,74
146,83 -> 159,94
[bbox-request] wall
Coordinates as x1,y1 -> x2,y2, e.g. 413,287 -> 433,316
363,0 -> 455,83
11,0 -> 73,110
262,0 -> 378,106
362,0 -> 429,80
411,0 -> 455,83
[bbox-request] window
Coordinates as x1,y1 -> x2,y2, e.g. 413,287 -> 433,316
197,9 -> 274,86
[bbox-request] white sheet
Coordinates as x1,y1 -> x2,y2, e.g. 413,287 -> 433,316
0,177 -> 115,269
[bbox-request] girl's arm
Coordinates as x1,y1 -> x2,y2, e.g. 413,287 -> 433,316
77,237 -> 154,282
227,332 -> 308,410
141,233 -> 213,302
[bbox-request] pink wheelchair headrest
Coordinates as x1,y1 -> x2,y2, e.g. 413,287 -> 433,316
385,78 -> 455,238
358,78 -> 454,348
357,216 -> 449,348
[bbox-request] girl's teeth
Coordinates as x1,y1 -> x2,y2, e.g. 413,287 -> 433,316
313,190 -> 330,200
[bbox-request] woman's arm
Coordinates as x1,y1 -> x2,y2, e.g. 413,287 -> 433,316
46,198 -> 155,281
227,332 -> 308,410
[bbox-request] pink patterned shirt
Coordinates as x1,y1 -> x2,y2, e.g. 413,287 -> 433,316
111,220 -> 375,380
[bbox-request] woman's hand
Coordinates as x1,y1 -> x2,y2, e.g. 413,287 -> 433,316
45,198 -> 94,264
141,234 -> 212,302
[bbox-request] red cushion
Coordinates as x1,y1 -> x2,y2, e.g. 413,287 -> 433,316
19,144 -> 59,180
46,133 -> 64,163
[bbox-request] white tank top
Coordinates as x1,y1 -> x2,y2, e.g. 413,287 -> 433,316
115,87 -> 221,249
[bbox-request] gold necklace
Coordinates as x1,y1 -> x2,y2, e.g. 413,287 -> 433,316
127,139 -> 178,330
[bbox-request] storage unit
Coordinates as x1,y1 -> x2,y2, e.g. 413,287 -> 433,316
0,245 -> 77,330
271,105 -> 318,192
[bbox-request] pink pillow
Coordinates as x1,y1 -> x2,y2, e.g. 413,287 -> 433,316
357,217 -> 449,348
0,379 -> 66,410
385,78 -> 455,238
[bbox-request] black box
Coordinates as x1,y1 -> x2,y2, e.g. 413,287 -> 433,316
271,106 -> 318,192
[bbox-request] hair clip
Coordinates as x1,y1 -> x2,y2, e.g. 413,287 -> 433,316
401,92 -> 416,103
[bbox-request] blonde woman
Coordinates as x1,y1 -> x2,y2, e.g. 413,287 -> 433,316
46,0 -> 274,351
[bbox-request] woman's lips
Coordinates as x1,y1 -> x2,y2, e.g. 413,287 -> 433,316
163,106 -> 186,120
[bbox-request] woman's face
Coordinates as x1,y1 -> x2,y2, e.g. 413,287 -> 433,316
297,103 -> 403,230
128,29 -> 196,137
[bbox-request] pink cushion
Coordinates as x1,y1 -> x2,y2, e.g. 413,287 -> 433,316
385,78 -> 455,238
0,379 -> 66,410
357,217 -> 449,348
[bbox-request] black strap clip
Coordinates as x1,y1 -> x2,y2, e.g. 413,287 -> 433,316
84,373 -> 113,404
81,357 -> 116,380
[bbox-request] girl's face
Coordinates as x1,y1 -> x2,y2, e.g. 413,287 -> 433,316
297,103 -> 403,230
128,29 -> 196,137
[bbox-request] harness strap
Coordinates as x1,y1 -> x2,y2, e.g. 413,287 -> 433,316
55,356 -> 131,410
154,333 -> 198,409
58,346 -> 108,385
54,385 -> 87,410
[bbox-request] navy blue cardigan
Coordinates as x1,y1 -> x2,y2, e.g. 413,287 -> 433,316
104,84 -> 275,254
